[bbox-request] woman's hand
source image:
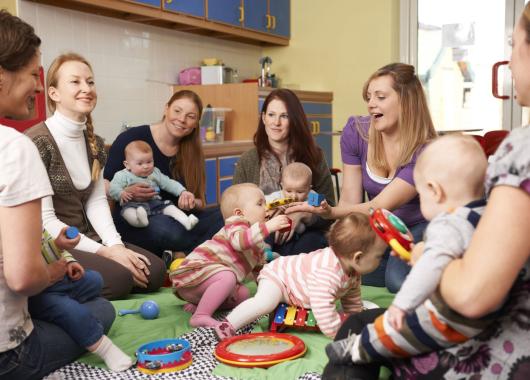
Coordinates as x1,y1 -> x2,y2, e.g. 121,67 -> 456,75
285,200 -> 334,219
97,245 -> 151,288
178,190 -> 196,210
123,182 -> 157,202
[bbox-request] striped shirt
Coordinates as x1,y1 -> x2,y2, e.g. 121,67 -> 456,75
41,228 -> 75,264
258,247 -> 362,338
170,215 -> 269,289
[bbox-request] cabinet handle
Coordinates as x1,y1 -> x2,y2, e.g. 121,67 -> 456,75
166,0 -> 172,3
272,15 -> 276,30
310,121 -> 316,135
315,121 -> 321,134
266,14 -> 272,29
239,6 -> 244,23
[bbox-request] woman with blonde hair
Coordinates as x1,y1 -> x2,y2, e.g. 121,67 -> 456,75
103,90 -> 224,256
26,53 -> 165,300
289,63 -> 437,291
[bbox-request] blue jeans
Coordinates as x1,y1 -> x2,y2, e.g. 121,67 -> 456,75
0,296 -> 114,380
361,221 -> 428,292
271,228 -> 329,256
113,206 -> 224,255
28,270 -> 104,347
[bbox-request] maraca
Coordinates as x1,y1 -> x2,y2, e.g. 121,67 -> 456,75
65,226 -> 79,239
118,300 -> 160,319
369,208 -> 413,262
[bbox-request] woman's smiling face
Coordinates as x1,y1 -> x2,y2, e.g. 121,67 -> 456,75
163,96 -> 199,140
262,98 -> 290,145
365,75 -> 400,133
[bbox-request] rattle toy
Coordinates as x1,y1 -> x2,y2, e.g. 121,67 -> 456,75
118,300 -> 160,319
266,197 -> 295,210
269,303 -> 320,333
307,192 -> 325,207
215,332 -> 306,368
65,226 -> 79,239
369,208 -> 413,262
136,338 -> 192,374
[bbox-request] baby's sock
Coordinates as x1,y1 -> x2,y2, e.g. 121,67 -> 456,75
91,335 -> 133,372
136,207 -> 149,226
188,214 -> 199,229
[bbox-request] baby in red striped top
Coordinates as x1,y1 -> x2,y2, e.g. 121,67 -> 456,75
215,212 -> 387,339
170,183 -> 290,328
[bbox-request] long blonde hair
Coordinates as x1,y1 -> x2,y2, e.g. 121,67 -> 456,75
46,53 -> 101,181
362,63 -> 437,172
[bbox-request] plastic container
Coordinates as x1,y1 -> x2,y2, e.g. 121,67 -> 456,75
200,107 -> 231,143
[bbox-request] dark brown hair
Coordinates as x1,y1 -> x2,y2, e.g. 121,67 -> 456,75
166,90 -> 206,204
327,212 -> 376,258
255,89 -> 322,187
0,10 -> 41,72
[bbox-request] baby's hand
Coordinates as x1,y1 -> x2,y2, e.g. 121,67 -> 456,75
265,215 -> 292,234
387,305 -> 406,331
120,190 -> 133,204
410,241 -> 425,266
67,261 -> 85,281
53,226 -> 81,251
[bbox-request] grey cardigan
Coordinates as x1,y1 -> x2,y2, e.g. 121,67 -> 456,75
233,147 -> 336,206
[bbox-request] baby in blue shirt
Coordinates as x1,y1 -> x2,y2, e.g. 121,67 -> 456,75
109,140 -> 199,230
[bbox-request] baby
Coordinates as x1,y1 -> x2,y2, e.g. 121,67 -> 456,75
327,134 -> 492,364
170,183 -> 291,328
266,162 -> 318,233
215,212 -> 387,340
29,227 -> 132,371
109,140 -> 198,230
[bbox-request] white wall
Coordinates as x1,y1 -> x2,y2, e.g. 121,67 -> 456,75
19,1 -> 263,142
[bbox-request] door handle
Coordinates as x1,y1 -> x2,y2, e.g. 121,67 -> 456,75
492,61 -> 509,99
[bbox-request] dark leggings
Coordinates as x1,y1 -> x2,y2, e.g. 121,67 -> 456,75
322,308 -> 387,380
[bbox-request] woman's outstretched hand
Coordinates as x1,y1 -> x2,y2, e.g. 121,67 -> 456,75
124,182 -> 157,202
285,200 -> 334,219
97,245 -> 151,288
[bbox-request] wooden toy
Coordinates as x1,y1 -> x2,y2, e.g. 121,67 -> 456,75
369,208 -> 413,261
269,303 -> 320,333
136,338 -> 192,374
307,192 -> 325,207
215,332 -> 306,368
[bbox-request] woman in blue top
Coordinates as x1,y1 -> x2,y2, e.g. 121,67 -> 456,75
104,90 -> 224,257
289,63 -> 437,291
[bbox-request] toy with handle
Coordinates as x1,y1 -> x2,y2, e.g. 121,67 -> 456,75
369,208 -> 413,262
118,300 -> 160,319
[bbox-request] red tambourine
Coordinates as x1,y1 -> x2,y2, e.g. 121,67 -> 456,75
369,208 -> 413,262
214,332 -> 306,368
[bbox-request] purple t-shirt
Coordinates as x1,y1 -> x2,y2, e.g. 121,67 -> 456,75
340,116 -> 425,226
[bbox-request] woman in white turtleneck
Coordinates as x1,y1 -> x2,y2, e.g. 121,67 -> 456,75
26,53 -> 165,300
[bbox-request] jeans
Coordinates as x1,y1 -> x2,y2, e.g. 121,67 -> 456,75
113,206 -> 224,256
0,296 -> 115,380
361,221 -> 428,292
28,270 -> 104,348
267,227 -> 329,256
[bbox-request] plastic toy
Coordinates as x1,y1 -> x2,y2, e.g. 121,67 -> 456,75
65,226 -> 79,239
369,208 -> 413,262
279,216 -> 292,233
307,193 -> 325,207
215,332 -> 306,368
269,303 -> 320,333
136,338 -> 192,374
118,300 -> 160,319
266,197 -> 295,210
169,258 -> 185,272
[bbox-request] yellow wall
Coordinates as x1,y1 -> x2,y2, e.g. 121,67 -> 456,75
263,0 -> 400,167
0,0 -> 17,14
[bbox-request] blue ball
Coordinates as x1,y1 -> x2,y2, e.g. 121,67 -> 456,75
140,300 -> 160,320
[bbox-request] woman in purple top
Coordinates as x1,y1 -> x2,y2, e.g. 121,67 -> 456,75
289,63 -> 437,291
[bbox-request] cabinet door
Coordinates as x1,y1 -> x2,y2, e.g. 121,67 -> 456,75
208,0 -> 242,27
163,0 -> 204,17
268,0 -> 290,37
126,0 -> 161,8
243,0 -> 268,33
308,117 -> 332,168
205,158 -> 217,206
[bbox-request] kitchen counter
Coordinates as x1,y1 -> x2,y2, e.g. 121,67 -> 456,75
203,140 -> 254,158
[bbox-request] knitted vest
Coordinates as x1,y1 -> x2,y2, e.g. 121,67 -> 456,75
25,122 -> 107,239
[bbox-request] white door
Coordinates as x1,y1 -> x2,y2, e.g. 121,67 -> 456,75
400,0 -> 529,133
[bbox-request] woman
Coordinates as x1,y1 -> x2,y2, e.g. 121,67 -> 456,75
233,88 -> 335,256
289,63 -> 436,290
26,53 -> 165,300
103,90 -> 224,256
324,4 -> 530,379
0,11 -> 115,379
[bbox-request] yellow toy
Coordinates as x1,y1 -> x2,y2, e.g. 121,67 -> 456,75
266,197 -> 295,210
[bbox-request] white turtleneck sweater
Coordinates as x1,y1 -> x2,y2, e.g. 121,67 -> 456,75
41,111 -> 123,253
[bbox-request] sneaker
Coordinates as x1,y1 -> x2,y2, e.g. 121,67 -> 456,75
325,333 -> 357,364
214,320 -> 236,341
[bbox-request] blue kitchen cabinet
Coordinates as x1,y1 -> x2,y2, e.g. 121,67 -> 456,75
204,154 -> 243,207
205,158 -> 217,206
207,0 -> 242,27
126,0 -> 161,8
163,0 -> 205,17
243,0 -> 268,33
269,0 -> 290,37
307,116 -> 333,167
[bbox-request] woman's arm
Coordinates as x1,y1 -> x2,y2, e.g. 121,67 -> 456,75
0,199 -> 50,295
440,185 -> 530,318
313,157 -> 336,206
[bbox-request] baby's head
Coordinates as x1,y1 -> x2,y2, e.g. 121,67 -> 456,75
123,140 -> 155,177
414,134 -> 487,221
328,212 -> 387,275
220,183 -> 266,224
280,162 -> 312,201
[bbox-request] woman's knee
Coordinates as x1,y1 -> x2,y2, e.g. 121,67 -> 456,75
385,255 -> 411,293
102,265 -> 134,301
